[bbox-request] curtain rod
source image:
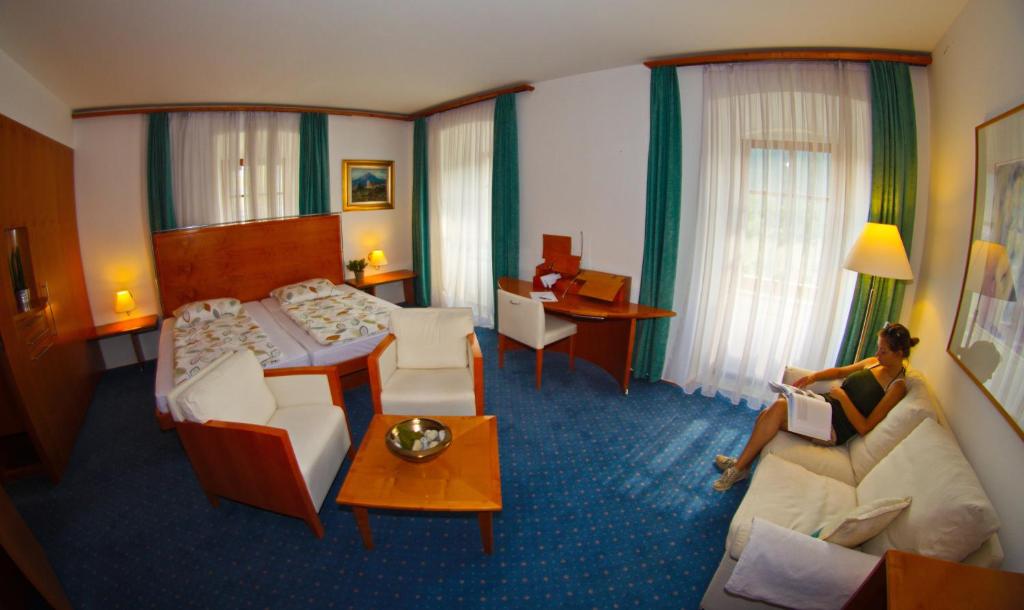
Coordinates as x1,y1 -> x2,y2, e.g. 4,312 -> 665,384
644,49 -> 932,69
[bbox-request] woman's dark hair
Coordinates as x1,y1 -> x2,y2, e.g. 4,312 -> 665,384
878,322 -> 920,356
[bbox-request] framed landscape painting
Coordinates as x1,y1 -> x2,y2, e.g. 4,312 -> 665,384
947,101 -> 1024,440
342,159 -> 394,211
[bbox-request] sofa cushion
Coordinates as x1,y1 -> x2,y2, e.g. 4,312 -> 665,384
761,431 -> 856,486
167,349 -> 277,425
391,308 -> 473,369
727,454 -> 856,560
857,418 -> 1001,562
848,368 -> 936,482
266,403 -> 350,510
817,496 -> 911,548
380,368 -> 476,416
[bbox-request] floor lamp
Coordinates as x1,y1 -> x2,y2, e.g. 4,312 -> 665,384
843,222 -> 914,361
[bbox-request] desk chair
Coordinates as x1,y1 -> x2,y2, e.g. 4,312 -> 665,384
496,288 -> 577,389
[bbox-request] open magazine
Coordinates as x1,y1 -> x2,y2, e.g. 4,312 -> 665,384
767,381 -> 833,441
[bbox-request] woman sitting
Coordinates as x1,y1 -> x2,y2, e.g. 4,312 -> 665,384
713,322 -> 920,491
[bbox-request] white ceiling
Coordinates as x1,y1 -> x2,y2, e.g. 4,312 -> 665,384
0,0 -> 967,115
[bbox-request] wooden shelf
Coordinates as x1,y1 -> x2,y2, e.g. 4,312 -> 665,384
346,270 -> 416,305
92,314 -> 159,340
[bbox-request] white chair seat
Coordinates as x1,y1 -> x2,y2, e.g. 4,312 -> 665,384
266,403 -> 350,510
544,314 -> 577,344
379,368 -> 476,416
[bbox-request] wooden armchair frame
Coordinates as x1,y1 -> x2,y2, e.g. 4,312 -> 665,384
367,332 -> 484,416
174,365 -> 352,538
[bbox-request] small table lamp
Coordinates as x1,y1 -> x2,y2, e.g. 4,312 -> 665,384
843,222 -> 913,361
114,290 -> 136,317
367,249 -> 388,270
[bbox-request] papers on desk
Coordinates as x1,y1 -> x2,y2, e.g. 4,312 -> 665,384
530,291 -> 557,302
539,273 -> 561,288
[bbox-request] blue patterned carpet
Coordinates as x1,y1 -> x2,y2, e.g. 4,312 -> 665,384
6,329 -> 758,609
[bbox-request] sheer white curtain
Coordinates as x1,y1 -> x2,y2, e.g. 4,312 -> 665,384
664,62 -> 871,407
170,112 -> 299,227
427,100 -> 495,327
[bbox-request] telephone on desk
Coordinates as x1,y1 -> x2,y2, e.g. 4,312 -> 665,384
531,234 -> 629,304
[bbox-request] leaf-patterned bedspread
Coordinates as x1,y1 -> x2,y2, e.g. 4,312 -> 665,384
173,310 -> 282,385
281,284 -> 398,345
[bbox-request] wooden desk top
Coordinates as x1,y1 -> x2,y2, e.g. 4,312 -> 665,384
499,277 -> 675,320
346,269 -> 416,290
336,415 -> 502,512
92,314 -> 160,339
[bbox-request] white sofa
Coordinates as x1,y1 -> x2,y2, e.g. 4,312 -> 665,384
700,366 -> 1003,609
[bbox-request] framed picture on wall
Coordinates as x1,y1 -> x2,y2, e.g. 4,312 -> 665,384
947,101 -> 1024,440
342,159 -> 394,211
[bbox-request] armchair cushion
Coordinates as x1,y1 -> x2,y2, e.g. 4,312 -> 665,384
391,308 -> 474,369
857,418 -> 1000,562
379,368 -> 476,416
544,314 -> 577,345
167,350 -> 277,425
266,403 -> 350,510
727,455 -> 856,560
264,374 -> 334,409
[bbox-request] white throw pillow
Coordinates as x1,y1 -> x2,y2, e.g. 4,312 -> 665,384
856,418 -> 1001,562
848,369 -> 936,482
815,496 -> 911,548
391,308 -> 473,369
166,349 -> 277,426
173,297 -> 242,328
270,278 -> 340,305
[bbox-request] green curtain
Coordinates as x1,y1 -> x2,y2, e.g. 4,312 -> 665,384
491,93 -> 520,326
632,67 -> 682,381
299,113 -> 330,215
146,113 -> 176,232
411,118 -> 431,306
836,62 -> 917,365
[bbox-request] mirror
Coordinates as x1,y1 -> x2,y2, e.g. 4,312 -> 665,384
947,102 -> 1024,439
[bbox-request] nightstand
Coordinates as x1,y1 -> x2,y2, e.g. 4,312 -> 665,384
92,314 -> 160,366
346,269 -> 417,305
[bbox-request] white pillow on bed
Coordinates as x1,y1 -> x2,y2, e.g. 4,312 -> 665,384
270,278 -> 341,305
173,298 -> 242,328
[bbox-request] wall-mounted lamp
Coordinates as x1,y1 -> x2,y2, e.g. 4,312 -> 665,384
367,249 -> 388,270
114,290 -> 136,317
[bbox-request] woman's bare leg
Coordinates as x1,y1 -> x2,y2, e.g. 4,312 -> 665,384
733,398 -> 788,471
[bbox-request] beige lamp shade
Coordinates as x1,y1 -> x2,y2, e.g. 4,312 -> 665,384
964,240 -> 1017,301
367,249 -> 388,269
114,290 -> 136,314
843,222 -> 913,280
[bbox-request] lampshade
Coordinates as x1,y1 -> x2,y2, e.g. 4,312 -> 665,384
367,249 -> 388,268
114,290 -> 136,314
964,240 -> 1017,301
842,223 -> 913,280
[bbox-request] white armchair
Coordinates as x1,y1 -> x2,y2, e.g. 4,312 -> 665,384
167,349 -> 352,538
496,288 -> 577,389
367,307 -> 484,416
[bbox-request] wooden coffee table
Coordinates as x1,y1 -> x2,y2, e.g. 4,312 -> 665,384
336,415 -> 502,553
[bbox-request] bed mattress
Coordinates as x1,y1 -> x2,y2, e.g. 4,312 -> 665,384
260,296 -> 393,366
154,300 -> 310,414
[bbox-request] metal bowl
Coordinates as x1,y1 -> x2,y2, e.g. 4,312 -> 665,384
384,417 -> 453,463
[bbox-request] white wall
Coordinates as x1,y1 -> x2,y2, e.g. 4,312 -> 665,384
910,0 -> 1024,571
329,115 -> 414,303
0,47 -> 72,146
518,65 -> 651,299
73,113 -> 413,368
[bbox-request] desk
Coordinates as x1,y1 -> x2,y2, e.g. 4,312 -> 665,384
92,314 -> 159,366
346,269 -> 416,305
499,277 -> 674,394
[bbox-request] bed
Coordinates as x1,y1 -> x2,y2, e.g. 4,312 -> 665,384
151,214 -> 382,428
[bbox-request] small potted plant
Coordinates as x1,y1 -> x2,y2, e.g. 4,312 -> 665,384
346,258 -> 368,282
9,247 -> 30,311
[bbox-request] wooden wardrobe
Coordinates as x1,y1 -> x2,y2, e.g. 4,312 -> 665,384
0,112 -> 101,482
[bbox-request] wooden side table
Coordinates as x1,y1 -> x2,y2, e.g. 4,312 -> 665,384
346,269 -> 417,305
844,549 -> 1024,609
92,314 -> 160,367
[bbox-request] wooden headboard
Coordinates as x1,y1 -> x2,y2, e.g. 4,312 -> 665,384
152,214 -> 344,317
